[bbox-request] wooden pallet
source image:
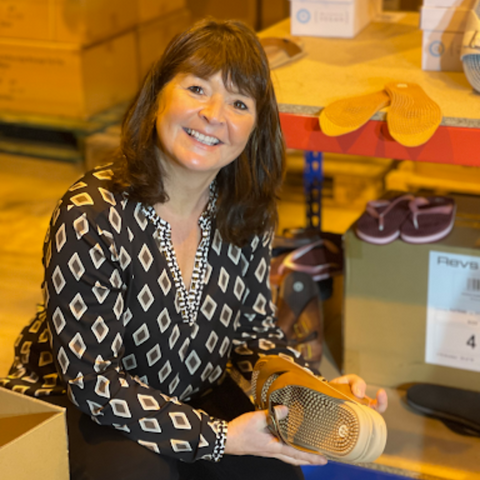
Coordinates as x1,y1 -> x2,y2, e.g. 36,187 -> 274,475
0,102 -> 129,163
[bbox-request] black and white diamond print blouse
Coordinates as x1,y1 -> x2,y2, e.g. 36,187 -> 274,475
1,165 -> 308,463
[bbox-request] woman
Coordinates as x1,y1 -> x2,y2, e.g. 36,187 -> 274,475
1,19 -> 387,480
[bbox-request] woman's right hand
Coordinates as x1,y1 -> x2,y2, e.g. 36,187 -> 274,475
224,406 -> 328,466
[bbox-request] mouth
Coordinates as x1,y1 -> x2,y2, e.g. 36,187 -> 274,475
185,128 -> 221,146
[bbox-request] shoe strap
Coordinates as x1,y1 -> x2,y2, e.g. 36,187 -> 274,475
365,194 -> 414,231
409,197 -> 455,229
279,238 -> 339,276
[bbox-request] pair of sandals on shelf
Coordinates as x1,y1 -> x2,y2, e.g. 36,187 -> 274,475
355,193 -> 456,245
270,229 -> 343,367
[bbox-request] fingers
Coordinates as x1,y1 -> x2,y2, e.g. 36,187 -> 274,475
370,388 -> 388,413
331,374 -> 366,398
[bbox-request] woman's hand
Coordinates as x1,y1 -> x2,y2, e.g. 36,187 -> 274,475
330,374 -> 388,413
224,406 -> 327,466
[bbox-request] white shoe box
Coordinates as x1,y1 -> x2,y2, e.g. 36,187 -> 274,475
422,0 -> 476,7
422,29 -> 464,71
289,0 -> 382,38
420,6 -> 471,32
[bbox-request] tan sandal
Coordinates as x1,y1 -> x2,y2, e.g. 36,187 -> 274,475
252,355 -> 387,463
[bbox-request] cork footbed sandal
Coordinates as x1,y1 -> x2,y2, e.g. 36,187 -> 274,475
251,356 -> 387,463
260,36 -> 305,69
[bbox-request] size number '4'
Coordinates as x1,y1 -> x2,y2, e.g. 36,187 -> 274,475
467,335 -> 476,349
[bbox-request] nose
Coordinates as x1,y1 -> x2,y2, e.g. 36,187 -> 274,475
200,94 -> 225,124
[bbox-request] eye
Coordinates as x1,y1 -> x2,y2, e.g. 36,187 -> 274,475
188,85 -> 204,95
233,100 -> 248,110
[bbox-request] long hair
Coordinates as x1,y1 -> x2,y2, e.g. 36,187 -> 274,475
111,19 -> 285,247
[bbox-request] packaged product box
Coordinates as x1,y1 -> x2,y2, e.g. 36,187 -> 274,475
423,0 -> 476,7
137,0 -> 187,24
289,0 -> 382,38
136,8 -> 192,81
420,6 -> 470,32
344,193 -> 480,392
0,0 -> 138,45
422,29 -> 464,71
0,387 -> 69,480
0,31 -> 139,119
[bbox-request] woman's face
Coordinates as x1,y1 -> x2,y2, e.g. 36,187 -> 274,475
155,71 -> 256,177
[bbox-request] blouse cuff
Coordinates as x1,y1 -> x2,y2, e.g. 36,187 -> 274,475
211,419 -> 228,462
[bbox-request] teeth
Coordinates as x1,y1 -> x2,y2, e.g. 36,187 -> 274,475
186,128 -> 220,146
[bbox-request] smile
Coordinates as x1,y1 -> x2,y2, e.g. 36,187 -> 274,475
185,128 -> 221,146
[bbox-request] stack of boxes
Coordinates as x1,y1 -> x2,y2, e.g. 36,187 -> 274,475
420,0 -> 476,71
0,0 -> 191,119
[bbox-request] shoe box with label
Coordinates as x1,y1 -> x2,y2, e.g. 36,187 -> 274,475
344,193 -> 480,392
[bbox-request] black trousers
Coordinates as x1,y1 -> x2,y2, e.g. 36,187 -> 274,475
45,375 -> 305,480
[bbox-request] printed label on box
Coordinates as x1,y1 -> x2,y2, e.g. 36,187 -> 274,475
426,251 -> 480,372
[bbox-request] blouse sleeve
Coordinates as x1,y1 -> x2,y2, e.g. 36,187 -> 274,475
230,231 -> 319,380
44,178 -> 226,463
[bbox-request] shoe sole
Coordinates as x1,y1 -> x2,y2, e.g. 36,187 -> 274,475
252,356 -> 387,463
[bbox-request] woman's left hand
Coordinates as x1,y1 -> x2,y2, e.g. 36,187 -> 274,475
330,374 -> 388,413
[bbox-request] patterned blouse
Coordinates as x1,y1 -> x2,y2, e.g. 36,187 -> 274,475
1,165 -> 308,463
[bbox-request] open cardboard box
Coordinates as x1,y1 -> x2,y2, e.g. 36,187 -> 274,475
0,388 -> 69,480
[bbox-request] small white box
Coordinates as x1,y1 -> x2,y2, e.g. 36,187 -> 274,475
422,29 -> 464,71
289,0 -> 381,38
423,0 -> 476,7
420,6 -> 471,33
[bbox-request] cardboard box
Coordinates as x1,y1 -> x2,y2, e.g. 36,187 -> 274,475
0,0 -> 138,45
137,8 -> 192,81
0,31 -> 139,119
344,193 -> 480,392
423,0 -> 476,7
289,0 -> 382,38
138,0 -> 187,23
420,6 -> 470,33
422,29 -> 464,71
0,387 -> 69,480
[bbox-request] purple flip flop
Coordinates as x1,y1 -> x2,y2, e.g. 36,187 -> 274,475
400,196 -> 456,244
278,238 -> 342,281
355,194 -> 415,245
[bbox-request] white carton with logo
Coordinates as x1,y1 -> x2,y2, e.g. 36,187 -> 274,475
289,0 -> 382,38
422,29 -> 464,71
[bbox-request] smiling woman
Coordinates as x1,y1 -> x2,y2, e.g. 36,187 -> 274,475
1,18 -> 386,480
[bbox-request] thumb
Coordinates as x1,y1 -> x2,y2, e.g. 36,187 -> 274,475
273,404 -> 289,420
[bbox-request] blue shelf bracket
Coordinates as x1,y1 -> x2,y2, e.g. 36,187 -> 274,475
303,150 -> 323,231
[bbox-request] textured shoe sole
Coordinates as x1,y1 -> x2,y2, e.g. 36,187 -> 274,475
252,356 -> 387,463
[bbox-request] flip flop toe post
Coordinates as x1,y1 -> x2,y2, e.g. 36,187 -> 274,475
355,194 -> 414,245
400,196 -> 456,244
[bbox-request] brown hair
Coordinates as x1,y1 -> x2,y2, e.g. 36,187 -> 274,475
111,19 -> 285,247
